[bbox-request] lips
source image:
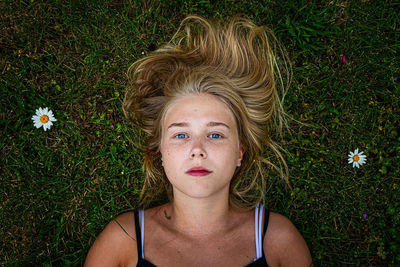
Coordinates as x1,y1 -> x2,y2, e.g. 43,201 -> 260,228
186,166 -> 212,176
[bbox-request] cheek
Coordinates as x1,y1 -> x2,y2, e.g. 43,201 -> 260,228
208,144 -> 240,166
161,142 -> 176,157
161,148 -> 184,185
161,145 -> 182,169
228,148 -> 241,166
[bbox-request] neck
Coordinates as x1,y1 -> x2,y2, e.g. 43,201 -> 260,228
164,191 -> 235,239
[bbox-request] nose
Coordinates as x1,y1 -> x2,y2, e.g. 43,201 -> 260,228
190,139 -> 207,159
190,151 -> 206,159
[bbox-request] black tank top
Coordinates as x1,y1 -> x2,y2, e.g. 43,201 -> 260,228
133,208 -> 270,267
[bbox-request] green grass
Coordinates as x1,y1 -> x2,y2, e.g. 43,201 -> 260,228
1,0 -> 399,265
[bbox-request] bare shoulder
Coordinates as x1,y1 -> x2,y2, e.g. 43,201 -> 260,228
85,211 -> 138,267
264,212 -> 312,267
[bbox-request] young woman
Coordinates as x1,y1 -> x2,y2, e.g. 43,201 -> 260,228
85,15 -> 312,267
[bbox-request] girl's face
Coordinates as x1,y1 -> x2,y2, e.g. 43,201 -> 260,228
160,93 -> 244,200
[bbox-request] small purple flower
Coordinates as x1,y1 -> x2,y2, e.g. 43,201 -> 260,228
363,214 -> 367,218
340,55 -> 347,64
111,125 -> 114,128
394,77 -> 398,81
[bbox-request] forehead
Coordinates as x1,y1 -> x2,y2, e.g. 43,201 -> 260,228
163,93 -> 237,127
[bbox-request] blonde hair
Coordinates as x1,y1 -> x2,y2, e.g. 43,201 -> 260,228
123,15 -> 291,210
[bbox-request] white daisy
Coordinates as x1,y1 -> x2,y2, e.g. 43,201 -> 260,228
348,148 -> 367,168
31,107 -> 57,131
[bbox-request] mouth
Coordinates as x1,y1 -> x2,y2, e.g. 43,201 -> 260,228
186,166 -> 212,176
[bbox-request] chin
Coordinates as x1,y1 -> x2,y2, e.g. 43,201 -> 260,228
173,184 -> 229,199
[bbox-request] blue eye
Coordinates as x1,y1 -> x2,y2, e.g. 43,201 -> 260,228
176,133 -> 187,139
210,133 -> 222,139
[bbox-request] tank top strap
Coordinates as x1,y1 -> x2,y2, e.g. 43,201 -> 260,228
253,203 -> 263,259
254,204 -> 270,260
134,210 -> 143,259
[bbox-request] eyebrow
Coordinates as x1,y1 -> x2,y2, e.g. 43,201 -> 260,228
167,121 -> 230,130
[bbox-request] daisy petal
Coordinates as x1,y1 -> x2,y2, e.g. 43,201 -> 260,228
348,148 -> 367,168
32,107 -> 57,131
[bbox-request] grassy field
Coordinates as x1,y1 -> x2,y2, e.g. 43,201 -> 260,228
1,0 -> 399,265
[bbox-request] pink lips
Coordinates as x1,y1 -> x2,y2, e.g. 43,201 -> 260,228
186,166 -> 212,176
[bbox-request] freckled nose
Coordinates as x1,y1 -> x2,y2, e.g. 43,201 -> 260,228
190,140 -> 207,159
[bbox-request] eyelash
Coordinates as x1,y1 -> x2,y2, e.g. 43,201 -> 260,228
174,133 -> 223,139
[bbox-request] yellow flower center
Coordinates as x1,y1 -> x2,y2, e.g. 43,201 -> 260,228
40,115 -> 49,123
353,155 -> 359,162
